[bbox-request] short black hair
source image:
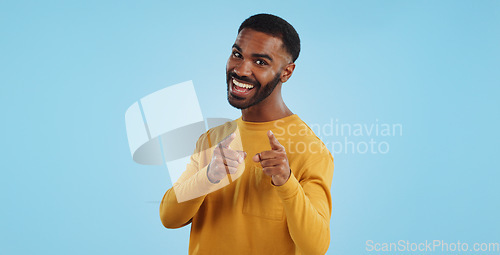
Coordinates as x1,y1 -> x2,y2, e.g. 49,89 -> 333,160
238,13 -> 301,63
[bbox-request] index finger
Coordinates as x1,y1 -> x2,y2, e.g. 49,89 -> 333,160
267,130 -> 285,151
219,132 -> 236,148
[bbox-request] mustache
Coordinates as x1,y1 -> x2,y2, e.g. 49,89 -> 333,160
228,72 -> 260,87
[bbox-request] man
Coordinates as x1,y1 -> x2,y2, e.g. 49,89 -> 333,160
160,14 -> 334,255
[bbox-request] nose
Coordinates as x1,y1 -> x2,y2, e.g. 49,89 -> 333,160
233,60 -> 252,77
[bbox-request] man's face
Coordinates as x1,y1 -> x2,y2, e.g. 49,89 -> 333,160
226,28 -> 291,109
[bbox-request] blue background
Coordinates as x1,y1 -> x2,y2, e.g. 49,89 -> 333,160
1,0 -> 499,254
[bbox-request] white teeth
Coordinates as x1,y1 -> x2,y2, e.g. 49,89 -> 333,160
233,79 -> 254,89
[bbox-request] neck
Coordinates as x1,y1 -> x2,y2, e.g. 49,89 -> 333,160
241,86 -> 293,122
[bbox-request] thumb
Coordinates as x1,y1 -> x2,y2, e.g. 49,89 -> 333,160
252,153 -> 261,163
236,150 -> 247,163
240,151 -> 247,159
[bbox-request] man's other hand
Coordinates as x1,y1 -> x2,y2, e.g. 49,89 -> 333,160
207,133 -> 247,183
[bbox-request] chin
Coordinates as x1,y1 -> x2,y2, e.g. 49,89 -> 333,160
228,95 -> 249,110
228,99 -> 246,110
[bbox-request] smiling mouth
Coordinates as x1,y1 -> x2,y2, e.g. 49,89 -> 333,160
230,78 -> 255,97
233,78 -> 254,89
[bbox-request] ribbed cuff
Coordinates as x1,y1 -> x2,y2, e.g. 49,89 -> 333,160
274,171 -> 300,200
198,165 -> 230,191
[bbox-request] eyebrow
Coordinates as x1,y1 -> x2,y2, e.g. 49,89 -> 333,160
232,43 -> 273,62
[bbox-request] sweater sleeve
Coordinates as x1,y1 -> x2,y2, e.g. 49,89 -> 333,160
274,154 -> 334,255
159,132 -> 229,229
159,166 -> 210,229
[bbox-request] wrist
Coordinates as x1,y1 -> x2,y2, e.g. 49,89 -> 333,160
206,164 -> 220,184
272,168 -> 291,186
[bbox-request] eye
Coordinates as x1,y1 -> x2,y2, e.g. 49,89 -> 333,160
232,51 -> 242,58
255,59 -> 268,66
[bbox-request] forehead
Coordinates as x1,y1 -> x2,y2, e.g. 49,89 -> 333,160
234,28 -> 290,62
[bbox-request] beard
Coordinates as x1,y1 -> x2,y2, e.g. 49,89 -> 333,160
226,71 -> 281,110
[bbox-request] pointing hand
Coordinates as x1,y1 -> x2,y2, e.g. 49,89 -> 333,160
207,133 -> 247,183
253,130 -> 291,186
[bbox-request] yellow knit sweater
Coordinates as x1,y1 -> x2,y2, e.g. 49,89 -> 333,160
160,114 -> 334,254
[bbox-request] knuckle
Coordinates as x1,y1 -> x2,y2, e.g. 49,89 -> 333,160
228,151 -> 237,158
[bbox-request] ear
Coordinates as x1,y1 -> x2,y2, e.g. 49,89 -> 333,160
280,62 -> 296,83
